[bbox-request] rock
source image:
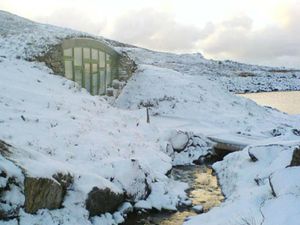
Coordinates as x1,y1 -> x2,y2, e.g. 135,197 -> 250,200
24,177 -> 64,213
165,143 -> 174,156
0,140 -> 11,157
34,44 -> 64,75
170,132 -> 189,152
181,199 -> 192,207
290,147 -> 300,167
134,200 -> 152,210
112,80 -> 120,89
52,173 -> 73,196
113,211 -> 125,224
292,129 -> 300,136
248,150 -> 258,162
0,208 -> 18,220
85,187 -> 124,217
119,51 -> 137,81
270,128 -> 284,137
106,88 -> 114,97
0,148 -> 25,219
118,202 -> 133,215
110,160 -> 151,202
192,205 -> 204,214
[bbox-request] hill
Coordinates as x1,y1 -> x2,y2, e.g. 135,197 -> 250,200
0,10 -> 300,225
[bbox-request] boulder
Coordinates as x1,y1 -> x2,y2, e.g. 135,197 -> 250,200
85,187 -> 124,217
112,80 -> 120,89
111,160 -> 151,202
170,132 -> 189,152
52,173 -> 73,196
106,88 -> 114,97
192,205 -> 204,214
290,147 -> 300,167
24,177 -> 64,213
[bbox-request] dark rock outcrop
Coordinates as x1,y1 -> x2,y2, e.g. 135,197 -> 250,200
0,140 -> 11,157
52,173 -> 73,197
24,177 -> 64,213
290,147 -> 300,167
34,43 -> 64,75
0,174 -> 21,220
85,187 -> 124,217
248,150 -> 258,162
118,51 -> 137,81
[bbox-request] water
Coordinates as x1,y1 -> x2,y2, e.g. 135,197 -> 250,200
239,91 -> 300,115
123,165 -> 224,225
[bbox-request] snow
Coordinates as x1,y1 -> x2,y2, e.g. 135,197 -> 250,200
118,47 -> 300,94
0,12 -> 183,224
0,57 -> 185,224
184,144 -> 300,225
1,10 -> 300,225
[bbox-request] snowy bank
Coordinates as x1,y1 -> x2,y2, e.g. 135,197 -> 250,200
184,144 -> 300,225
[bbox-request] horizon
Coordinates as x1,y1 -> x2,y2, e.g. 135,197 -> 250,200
1,0 -> 300,68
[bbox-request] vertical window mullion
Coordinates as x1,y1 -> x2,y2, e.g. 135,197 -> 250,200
104,53 -> 107,94
97,50 -> 100,95
72,48 -> 75,81
90,48 -> 93,95
81,47 -> 85,88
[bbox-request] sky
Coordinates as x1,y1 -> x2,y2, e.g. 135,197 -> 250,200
1,0 -> 300,68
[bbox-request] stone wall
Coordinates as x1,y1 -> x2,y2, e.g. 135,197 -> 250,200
118,51 -> 137,81
34,44 -> 64,75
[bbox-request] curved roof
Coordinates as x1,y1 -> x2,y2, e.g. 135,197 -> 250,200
62,38 -> 120,57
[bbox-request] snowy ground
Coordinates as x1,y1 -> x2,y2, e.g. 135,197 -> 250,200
114,48 -> 300,225
120,47 -> 300,93
0,11 -> 189,225
184,144 -> 300,225
1,10 -> 300,225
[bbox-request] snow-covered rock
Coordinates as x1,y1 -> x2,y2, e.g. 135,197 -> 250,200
85,187 -> 124,217
24,176 -> 65,213
170,131 -> 189,152
192,205 -> 204,214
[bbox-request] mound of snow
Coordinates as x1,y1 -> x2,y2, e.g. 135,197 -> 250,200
185,144 -> 300,225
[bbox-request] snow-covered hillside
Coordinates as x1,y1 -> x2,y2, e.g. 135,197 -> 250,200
0,10 -> 300,225
119,47 -> 300,93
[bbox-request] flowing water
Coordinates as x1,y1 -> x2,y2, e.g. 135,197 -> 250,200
123,165 -> 224,225
239,91 -> 300,115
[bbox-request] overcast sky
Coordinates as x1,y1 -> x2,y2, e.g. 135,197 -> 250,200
1,0 -> 300,68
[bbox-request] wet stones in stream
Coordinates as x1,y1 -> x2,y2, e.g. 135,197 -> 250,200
123,165 -> 224,225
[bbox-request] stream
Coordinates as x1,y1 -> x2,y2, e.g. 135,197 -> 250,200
123,165 -> 224,225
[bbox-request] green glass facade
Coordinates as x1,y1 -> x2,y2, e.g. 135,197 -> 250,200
62,38 -> 119,95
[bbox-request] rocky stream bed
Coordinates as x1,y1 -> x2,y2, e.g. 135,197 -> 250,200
123,165 -> 224,225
